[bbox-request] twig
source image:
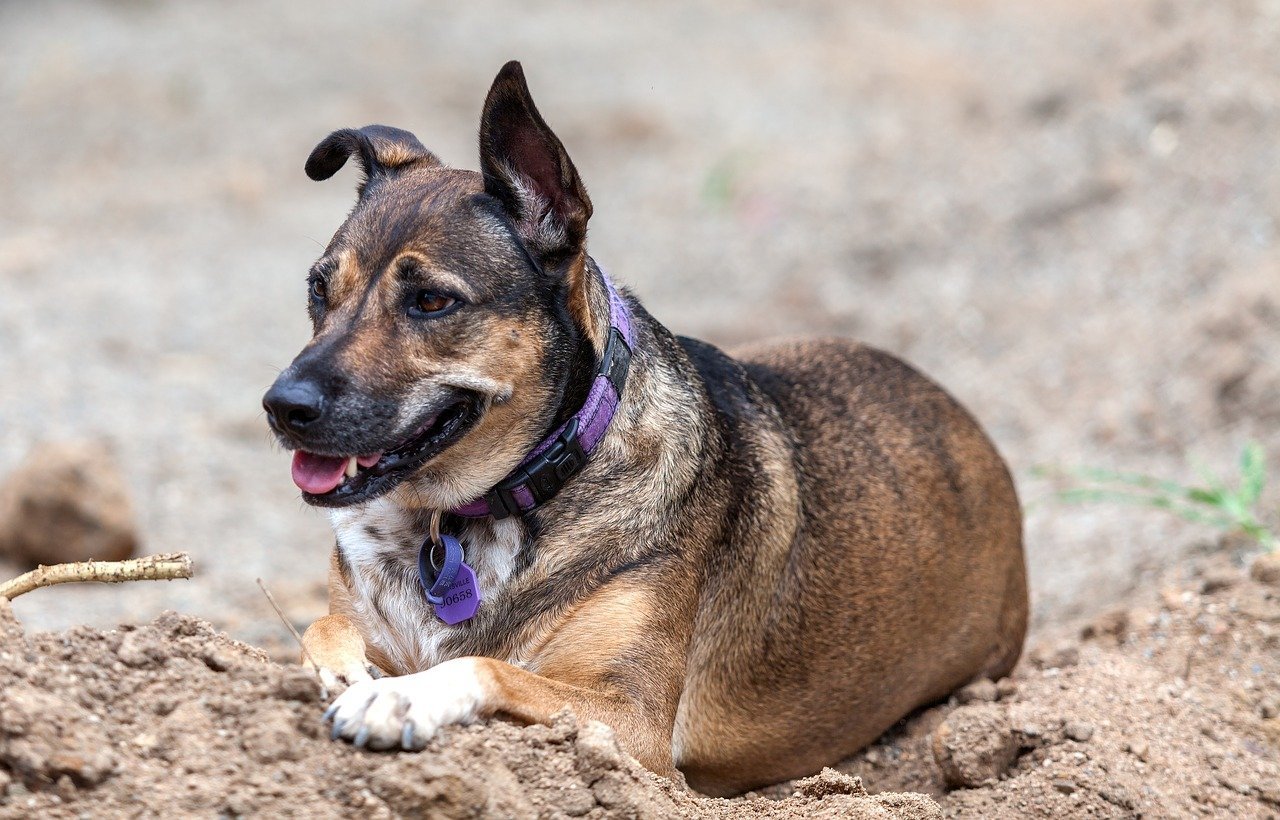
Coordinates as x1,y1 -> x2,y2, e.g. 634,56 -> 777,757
255,578 -> 327,696
0,552 -> 193,600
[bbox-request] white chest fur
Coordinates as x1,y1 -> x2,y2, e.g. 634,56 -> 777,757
329,499 -> 522,673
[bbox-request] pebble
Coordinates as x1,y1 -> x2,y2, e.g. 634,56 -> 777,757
0,439 -> 137,566
1064,721 -> 1095,742
1052,779 -> 1077,794
1099,783 -> 1136,810
1080,609 -> 1130,641
1125,740 -> 1150,762
932,704 -> 1018,788
575,721 -> 624,772
1033,643 -> 1080,670
1200,571 -> 1238,594
1259,698 -> 1279,719
1251,554 -> 1280,586
957,678 -> 999,704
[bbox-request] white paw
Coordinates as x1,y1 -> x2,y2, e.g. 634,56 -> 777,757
324,658 -> 485,751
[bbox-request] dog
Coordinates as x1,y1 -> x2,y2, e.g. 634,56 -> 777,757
262,61 -> 1027,796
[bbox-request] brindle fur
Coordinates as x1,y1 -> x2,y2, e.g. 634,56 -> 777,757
273,61 -> 1027,796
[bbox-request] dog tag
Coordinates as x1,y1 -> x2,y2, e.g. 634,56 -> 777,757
433,561 -> 481,625
417,534 -> 482,625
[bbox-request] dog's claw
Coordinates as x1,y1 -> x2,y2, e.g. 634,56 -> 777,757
354,725 -> 371,748
323,703 -> 338,722
401,719 -> 417,750
330,717 -> 346,740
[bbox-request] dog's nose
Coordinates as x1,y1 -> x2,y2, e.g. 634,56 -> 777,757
263,378 -> 327,432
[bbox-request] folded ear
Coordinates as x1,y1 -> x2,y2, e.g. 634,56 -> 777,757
305,125 -> 439,193
479,61 -> 592,264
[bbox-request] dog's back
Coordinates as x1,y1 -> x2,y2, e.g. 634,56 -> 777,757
672,337 -> 1027,795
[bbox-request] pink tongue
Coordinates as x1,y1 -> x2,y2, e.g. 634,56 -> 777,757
291,451 -> 349,495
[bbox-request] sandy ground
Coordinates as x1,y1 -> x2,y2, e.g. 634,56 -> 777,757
4,547 -> 1278,817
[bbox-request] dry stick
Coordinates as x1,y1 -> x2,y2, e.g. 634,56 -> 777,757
255,578 -> 328,696
0,552 -> 193,600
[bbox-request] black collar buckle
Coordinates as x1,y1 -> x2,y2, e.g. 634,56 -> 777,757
484,418 -> 585,520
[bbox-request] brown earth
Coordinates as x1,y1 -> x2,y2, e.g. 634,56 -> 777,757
3,548 -> 1279,818
0,601 -> 938,819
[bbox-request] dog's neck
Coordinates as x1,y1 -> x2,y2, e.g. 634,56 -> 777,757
448,259 -> 632,521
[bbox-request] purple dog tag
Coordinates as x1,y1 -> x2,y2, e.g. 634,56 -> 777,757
417,533 -> 482,625
434,561 -> 481,625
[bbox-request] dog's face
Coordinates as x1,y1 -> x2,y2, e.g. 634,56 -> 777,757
264,63 -> 597,509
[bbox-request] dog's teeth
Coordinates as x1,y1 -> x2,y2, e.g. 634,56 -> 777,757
345,457 -> 358,478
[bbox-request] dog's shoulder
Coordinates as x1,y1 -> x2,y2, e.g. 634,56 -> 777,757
675,335 -> 770,418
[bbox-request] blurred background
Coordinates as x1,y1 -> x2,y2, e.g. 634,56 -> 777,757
1,0 -> 1277,653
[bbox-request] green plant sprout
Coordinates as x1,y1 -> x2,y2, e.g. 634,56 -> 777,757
1036,442 -> 1276,551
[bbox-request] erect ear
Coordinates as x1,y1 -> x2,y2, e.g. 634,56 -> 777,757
479,61 -> 592,264
305,124 -> 439,194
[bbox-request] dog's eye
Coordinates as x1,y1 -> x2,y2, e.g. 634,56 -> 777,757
309,277 -> 327,302
415,291 -> 456,315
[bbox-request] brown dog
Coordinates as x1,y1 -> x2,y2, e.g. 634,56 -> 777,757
262,61 -> 1027,796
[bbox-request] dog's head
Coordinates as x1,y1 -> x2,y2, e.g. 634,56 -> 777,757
263,62 -> 605,509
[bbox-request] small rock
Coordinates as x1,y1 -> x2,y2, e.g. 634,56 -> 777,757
117,630 -> 162,668
1031,643 -> 1080,670
932,704 -> 1017,788
794,769 -> 869,798
241,711 -> 303,764
1201,570 -> 1239,593
1125,739 -> 1150,762
200,643 -> 234,673
274,666 -> 322,703
1064,721 -> 1095,742
1251,554 -> 1280,586
1099,783 -> 1136,809
1080,609 -> 1130,642
575,721 -> 624,773
559,785 -> 597,817
0,440 -> 138,566
1052,779 -> 1077,795
1259,698 -> 1279,720
957,678 -> 999,704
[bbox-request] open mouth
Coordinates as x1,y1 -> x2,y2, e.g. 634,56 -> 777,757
289,396 -> 482,507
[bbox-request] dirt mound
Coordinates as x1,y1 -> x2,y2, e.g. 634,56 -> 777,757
3,546 -> 1280,817
830,548 -> 1280,818
0,602 -> 936,819
4,548 -> 1280,817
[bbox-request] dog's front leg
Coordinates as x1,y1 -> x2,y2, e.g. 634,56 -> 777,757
299,551 -> 387,689
301,613 -> 377,691
325,656 -> 678,777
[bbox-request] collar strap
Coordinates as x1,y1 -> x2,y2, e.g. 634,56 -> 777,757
450,275 -> 634,520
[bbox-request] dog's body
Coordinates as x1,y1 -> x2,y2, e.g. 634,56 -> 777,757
266,62 -> 1026,796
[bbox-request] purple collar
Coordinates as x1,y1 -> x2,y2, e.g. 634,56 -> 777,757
450,276 -> 634,519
